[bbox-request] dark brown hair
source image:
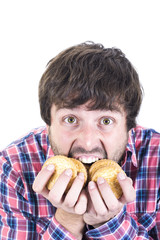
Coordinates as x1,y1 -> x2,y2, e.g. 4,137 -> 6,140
39,42 -> 143,130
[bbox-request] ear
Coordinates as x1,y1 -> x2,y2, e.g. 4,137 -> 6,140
46,125 -> 49,134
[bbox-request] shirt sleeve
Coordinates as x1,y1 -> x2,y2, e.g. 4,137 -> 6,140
85,205 -> 160,239
38,217 -> 78,239
0,156 -> 77,240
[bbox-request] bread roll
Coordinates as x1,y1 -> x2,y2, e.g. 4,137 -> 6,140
42,155 -> 87,192
43,156 -> 125,198
89,159 -> 125,199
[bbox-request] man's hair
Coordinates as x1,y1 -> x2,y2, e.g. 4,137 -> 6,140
39,42 -> 143,130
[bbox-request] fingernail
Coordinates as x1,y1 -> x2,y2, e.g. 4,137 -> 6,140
46,165 -> 55,171
88,181 -> 95,190
97,177 -> 105,184
65,169 -> 72,176
119,172 -> 126,180
78,172 -> 84,180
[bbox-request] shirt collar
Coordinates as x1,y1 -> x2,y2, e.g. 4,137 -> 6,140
45,138 -> 54,160
125,128 -> 138,167
41,128 -> 54,162
46,145 -> 54,160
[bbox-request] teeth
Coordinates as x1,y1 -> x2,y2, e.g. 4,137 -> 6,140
79,157 -> 99,164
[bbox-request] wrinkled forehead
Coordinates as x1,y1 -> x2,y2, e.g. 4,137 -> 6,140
53,100 -> 125,116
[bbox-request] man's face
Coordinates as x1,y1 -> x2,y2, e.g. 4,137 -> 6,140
47,103 -> 129,164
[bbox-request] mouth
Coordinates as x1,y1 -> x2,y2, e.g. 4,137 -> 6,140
75,156 -> 100,164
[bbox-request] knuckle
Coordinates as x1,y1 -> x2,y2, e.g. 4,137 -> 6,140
48,192 -> 60,204
127,177 -> 133,185
64,200 -> 74,208
75,204 -> 87,215
127,191 -> 136,203
99,209 -> 108,216
109,203 -> 119,212
32,183 -> 42,193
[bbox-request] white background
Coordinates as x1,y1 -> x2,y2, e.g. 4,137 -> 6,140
0,0 -> 160,149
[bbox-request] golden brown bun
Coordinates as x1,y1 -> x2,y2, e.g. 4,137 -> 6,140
70,158 -> 88,182
43,156 -> 125,198
89,159 -> 125,199
42,155 -> 87,192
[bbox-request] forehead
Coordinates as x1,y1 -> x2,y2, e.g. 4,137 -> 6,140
51,102 -> 126,118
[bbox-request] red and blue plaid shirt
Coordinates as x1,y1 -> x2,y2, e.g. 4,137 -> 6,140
0,125 -> 160,239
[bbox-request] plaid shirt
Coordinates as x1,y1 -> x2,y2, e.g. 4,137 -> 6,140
0,125 -> 159,239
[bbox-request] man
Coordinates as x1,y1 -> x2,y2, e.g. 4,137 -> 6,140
0,42 -> 159,239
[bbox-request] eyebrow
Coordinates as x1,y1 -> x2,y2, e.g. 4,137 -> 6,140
56,106 -> 124,116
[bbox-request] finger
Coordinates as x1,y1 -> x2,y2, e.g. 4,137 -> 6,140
32,164 -> 55,197
86,193 -> 96,214
74,189 -> 88,215
64,172 -> 85,208
88,181 -> 108,216
83,192 -> 96,225
118,172 -> 136,203
97,177 -> 121,212
48,169 -> 72,204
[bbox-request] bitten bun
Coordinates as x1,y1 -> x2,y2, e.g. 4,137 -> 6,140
89,159 -> 125,199
43,156 -> 125,198
42,155 -> 87,192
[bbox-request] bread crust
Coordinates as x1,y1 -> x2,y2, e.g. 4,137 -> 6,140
90,159 -> 125,199
42,156 -> 125,198
42,155 -> 87,192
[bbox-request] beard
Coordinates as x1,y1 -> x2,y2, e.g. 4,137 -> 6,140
48,127 -> 128,165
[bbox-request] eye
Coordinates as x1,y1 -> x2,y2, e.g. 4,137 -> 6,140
100,117 -> 113,125
64,116 -> 77,124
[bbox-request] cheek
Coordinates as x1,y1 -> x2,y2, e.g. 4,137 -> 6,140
103,129 -> 128,156
53,128 -> 74,152
59,133 -> 71,145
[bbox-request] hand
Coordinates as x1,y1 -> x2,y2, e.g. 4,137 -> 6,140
32,165 -> 88,215
83,172 -> 136,228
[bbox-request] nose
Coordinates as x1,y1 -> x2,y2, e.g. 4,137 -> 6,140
75,124 -> 101,151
